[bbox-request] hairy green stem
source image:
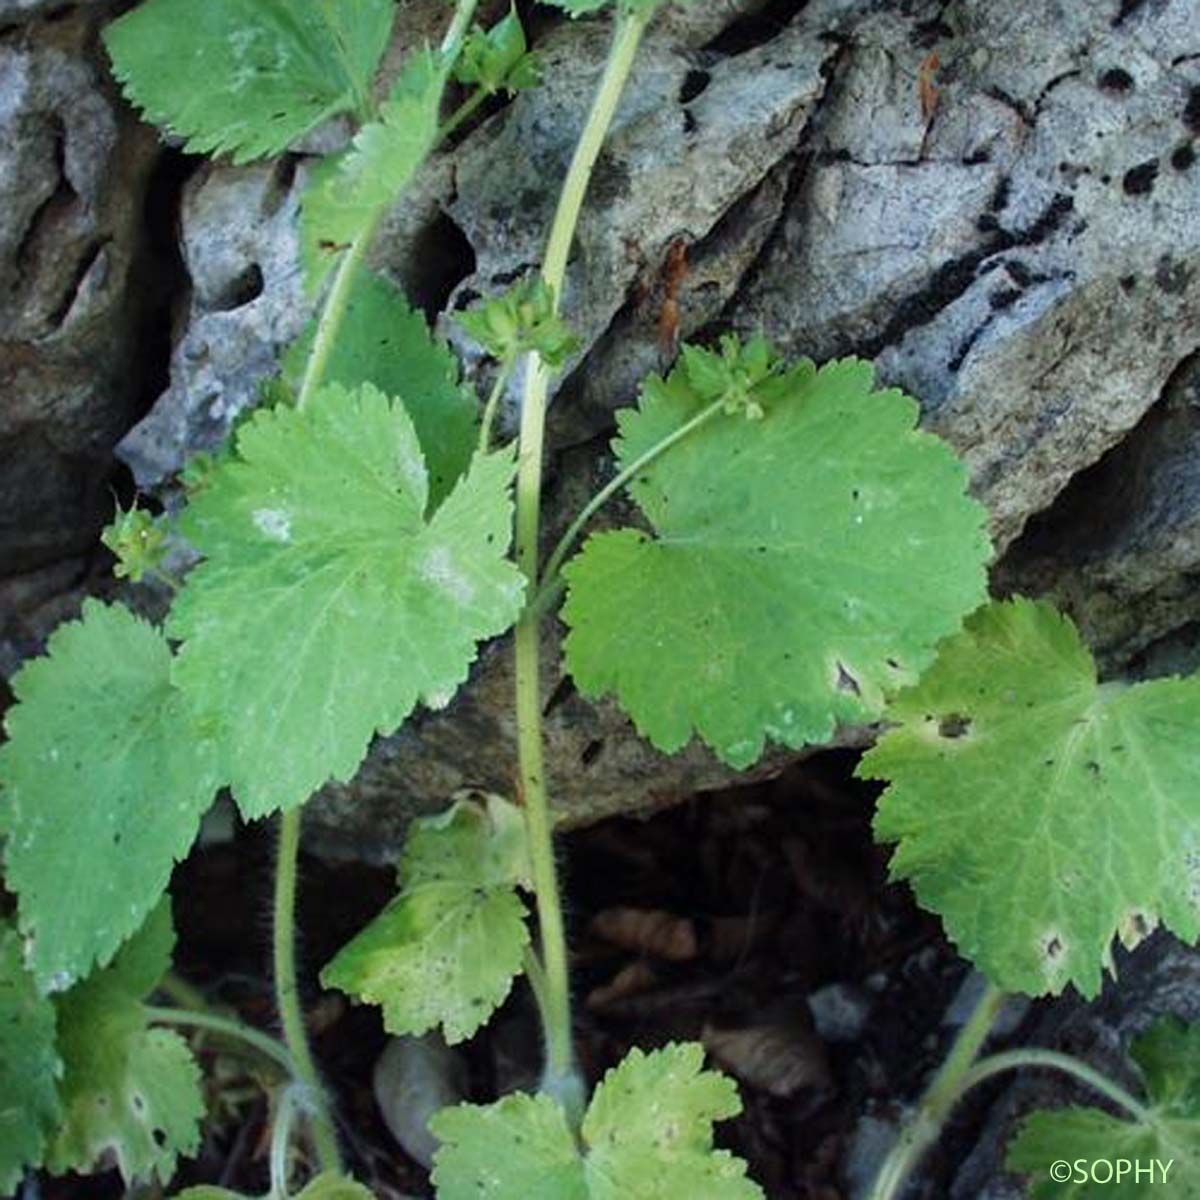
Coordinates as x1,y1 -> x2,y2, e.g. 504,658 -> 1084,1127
150,567 -> 184,594
439,0 -> 480,58
158,970 -> 209,1011
513,6 -> 652,1110
270,1085 -> 302,1199
534,396 -> 726,614
296,0 -> 481,414
440,87 -> 490,143
479,358 -> 517,453
960,1048 -> 1152,1123
868,982 -> 1008,1200
275,0 -> 485,1170
274,809 -> 341,1173
296,220 -> 378,411
146,1005 -> 296,1076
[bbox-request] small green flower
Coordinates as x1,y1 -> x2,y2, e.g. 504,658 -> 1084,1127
456,277 -> 581,367
100,505 -> 168,583
453,8 -> 541,96
680,333 -> 786,419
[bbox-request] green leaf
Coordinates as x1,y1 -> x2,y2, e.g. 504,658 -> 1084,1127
431,1093 -> 587,1199
861,597 -> 1200,997
582,1044 -> 761,1199
48,904 -> 203,1185
0,922 -> 62,1194
562,353 -> 991,769
295,1173 -> 379,1200
431,1044 -> 762,1199
299,152 -> 378,295
0,600 -> 220,992
1006,1018 -> 1200,1197
176,1176 -> 375,1200
168,384 -> 524,819
104,0 -> 394,164
322,793 -> 531,1043
301,48 -> 445,293
283,271 -> 478,510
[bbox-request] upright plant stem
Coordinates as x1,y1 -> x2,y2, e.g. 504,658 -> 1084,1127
275,809 -> 341,1174
273,0 -> 484,1172
296,0 -> 480,412
512,7 -> 652,1109
868,982 -> 1008,1200
478,358 -> 516,452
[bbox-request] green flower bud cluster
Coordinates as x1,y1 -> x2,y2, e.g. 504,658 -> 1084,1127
679,333 -> 787,420
456,277 -> 580,368
100,505 -> 168,583
453,8 -> 540,95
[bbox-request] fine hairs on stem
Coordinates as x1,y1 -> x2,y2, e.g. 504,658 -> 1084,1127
510,5 -> 655,1117
271,0 -> 486,1171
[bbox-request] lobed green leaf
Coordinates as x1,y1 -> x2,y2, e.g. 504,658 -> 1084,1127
0,922 -> 62,1194
432,1043 -> 762,1199
169,385 -> 524,819
283,271 -> 478,511
862,597 -> 1200,997
562,352 -> 991,768
0,600 -> 220,993
1007,1019 -> 1200,1197
301,49 -> 445,293
432,1092 -> 587,1199
47,904 -> 203,1186
322,794 -> 531,1043
104,0 -> 394,164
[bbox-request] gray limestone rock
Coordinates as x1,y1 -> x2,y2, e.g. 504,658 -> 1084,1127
0,5 -> 158,573
117,158 -> 313,487
2,0 -> 1196,855
735,0 -> 1200,552
0,0 -> 67,22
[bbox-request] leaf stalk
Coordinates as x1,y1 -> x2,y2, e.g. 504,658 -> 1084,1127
274,808 -> 342,1174
512,4 -> 652,1111
145,1004 -> 296,1076
270,1083 -> 302,1199
275,0 -> 485,1172
478,357 -> 517,453
958,1047 -> 1152,1124
534,396 -> 727,616
867,980 -> 1007,1200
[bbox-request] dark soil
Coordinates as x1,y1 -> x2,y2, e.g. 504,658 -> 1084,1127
39,749 -> 1033,1200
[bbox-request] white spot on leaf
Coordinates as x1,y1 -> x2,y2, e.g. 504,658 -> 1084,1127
1117,908 -> 1157,950
1038,928 -> 1069,986
420,545 -> 474,605
252,508 -> 292,543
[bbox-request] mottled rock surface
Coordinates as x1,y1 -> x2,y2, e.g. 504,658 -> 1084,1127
3,0 -> 1200,853
0,3 -> 159,573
